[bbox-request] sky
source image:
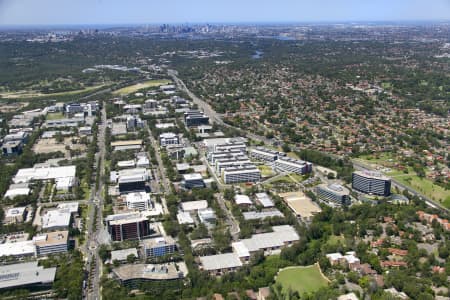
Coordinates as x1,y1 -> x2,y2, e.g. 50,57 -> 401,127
0,0 -> 449,26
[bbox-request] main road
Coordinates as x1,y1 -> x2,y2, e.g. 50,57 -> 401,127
85,104 -> 107,300
168,69 -> 449,214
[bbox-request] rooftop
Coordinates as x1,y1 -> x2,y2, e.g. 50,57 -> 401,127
113,262 -> 187,281
111,248 -> 138,261
33,230 -> 68,247
199,253 -> 243,271
181,200 -> 208,212
13,165 -> 76,184
0,261 -> 56,289
353,170 -> 391,181
41,209 -> 71,229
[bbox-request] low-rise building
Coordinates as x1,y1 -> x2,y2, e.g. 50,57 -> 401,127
0,261 -> 56,290
159,132 -> 179,147
180,200 -> 208,212
235,194 -> 252,206
41,209 -> 71,230
183,173 -> 205,189
143,236 -> 177,259
255,193 -> 275,208
4,207 -> 27,224
112,262 -> 188,288
199,253 -> 243,275
33,231 -> 68,256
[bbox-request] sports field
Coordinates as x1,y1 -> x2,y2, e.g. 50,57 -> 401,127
112,79 -> 171,95
275,264 -> 329,295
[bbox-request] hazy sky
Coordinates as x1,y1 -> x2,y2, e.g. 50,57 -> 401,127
0,0 -> 449,26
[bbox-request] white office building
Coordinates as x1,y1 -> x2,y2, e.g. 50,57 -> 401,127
159,132 -> 180,147
223,165 -> 261,184
273,157 -> 312,175
125,192 -> 153,211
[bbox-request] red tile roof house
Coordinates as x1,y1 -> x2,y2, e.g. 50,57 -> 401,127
388,248 -> 408,256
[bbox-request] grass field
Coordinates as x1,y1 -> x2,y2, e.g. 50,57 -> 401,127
387,172 -> 450,205
46,112 -> 65,120
258,165 -> 275,177
112,79 -> 171,95
0,84 -> 105,99
356,154 -> 450,207
275,264 -> 329,296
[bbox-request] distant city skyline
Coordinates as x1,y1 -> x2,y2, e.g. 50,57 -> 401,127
0,0 -> 449,26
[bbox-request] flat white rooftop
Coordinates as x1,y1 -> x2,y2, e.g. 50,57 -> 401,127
0,261 -> 56,289
181,200 -> 208,212
235,195 -> 252,205
199,253 -> 242,271
42,209 -> 71,229
13,166 -> 76,184
183,173 -> 203,181
0,240 -> 35,257
56,202 -> 79,214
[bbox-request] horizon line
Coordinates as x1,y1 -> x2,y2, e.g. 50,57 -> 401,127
0,19 -> 449,29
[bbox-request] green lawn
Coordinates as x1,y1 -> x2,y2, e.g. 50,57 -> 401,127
258,165 -> 275,177
46,112 -> 65,120
112,79 -> 171,95
0,84 -> 106,99
388,172 -> 450,205
275,264 -> 329,296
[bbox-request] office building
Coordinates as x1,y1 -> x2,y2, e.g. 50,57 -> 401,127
274,157 -> 312,175
112,263 -> 187,288
106,212 -> 150,241
223,165 -> 261,184
0,240 -> 36,258
33,231 -> 68,256
199,253 -> 242,275
2,140 -> 23,156
4,207 -> 27,224
0,262 -> 56,290
41,209 -> 71,230
180,200 -> 208,212
198,209 -> 216,224
232,225 -> 299,260
352,171 -> 391,197
182,173 -> 205,189
249,147 -> 282,162
316,183 -> 351,206
143,236 -> 177,259
184,110 -> 209,127
111,168 -> 149,194
126,116 -> 144,130
125,192 -> 153,211
13,166 -> 76,187
159,132 -> 180,147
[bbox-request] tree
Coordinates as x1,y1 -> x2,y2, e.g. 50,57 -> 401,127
126,254 -> 137,264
